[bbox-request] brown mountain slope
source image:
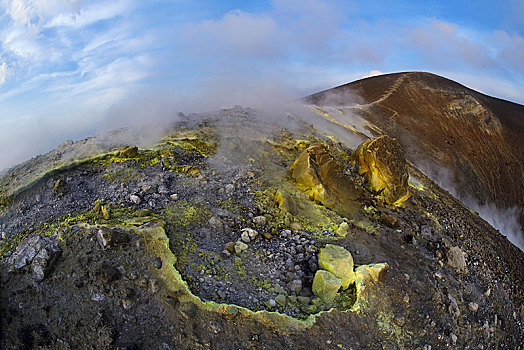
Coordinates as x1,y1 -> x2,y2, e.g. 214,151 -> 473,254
306,72 -> 524,227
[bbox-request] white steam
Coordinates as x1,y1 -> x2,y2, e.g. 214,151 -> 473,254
470,203 -> 524,250
417,161 -> 524,251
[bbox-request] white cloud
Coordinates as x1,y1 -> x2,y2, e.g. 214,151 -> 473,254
493,30 -> 524,75
0,0 -> 148,97
43,55 -> 151,108
184,0 -> 346,61
0,62 -> 12,85
404,18 -> 524,82
408,19 -> 495,69
3,27 -> 45,60
438,70 -> 524,104
46,0 -> 130,29
82,28 -> 125,53
271,0 -> 345,51
0,69 -> 77,103
360,70 -> 384,79
0,0 -> 131,63
185,10 -> 285,58
1,0 -> 82,28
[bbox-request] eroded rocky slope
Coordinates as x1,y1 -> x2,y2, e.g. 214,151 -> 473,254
1,107 -> 523,349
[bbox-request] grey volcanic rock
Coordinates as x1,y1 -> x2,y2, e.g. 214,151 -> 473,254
447,246 -> 467,271
7,235 -> 61,281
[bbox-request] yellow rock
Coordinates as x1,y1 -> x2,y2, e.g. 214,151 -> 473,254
312,270 -> 342,303
289,144 -> 359,217
274,189 -> 299,214
336,222 -> 349,236
355,263 -> 389,284
92,200 -> 102,214
351,136 -> 410,205
318,244 -> 355,290
53,179 -> 69,194
351,263 -> 390,310
101,205 -> 111,220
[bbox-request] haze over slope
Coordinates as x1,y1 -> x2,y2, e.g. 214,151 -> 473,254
307,72 -> 524,249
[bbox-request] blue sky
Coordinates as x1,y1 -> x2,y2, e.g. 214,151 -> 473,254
1,0 -> 523,169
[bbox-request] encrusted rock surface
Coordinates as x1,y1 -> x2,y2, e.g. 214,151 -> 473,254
352,135 -> 410,205
317,244 -> 355,289
312,270 -> 342,303
289,144 -> 360,217
97,227 -> 129,250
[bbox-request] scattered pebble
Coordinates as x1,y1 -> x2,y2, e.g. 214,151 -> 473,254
122,299 -> 133,310
290,222 -> 301,231
450,333 -> 457,345
241,231 -> 250,243
153,257 -> 162,269
158,185 -> 169,194
91,292 -> 105,302
253,216 -> 266,226
281,229 -> 291,238
208,216 -> 223,231
275,294 -> 287,307
447,246 -> 467,272
130,195 -> 141,204
241,228 -> 258,240
149,279 -> 159,294
234,241 -> 248,254
468,302 -> 479,313
288,279 -> 302,294
262,232 -> 272,240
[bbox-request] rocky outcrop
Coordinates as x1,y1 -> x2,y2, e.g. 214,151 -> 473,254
353,263 -> 389,298
6,235 -> 61,281
351,135 -> 410,205
289,144 -> 360,217
312,244 -> 388,305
